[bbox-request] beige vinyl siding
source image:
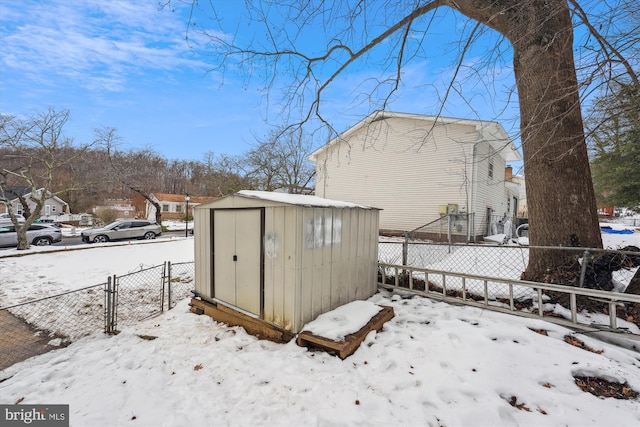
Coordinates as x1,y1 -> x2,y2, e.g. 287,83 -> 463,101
315,117 -> 477,231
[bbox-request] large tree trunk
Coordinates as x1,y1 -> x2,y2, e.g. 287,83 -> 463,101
451,0 -> 603,281
511,1 -> 602,280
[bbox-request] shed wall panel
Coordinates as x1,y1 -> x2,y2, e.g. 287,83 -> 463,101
194,207 -> 212,298
262,205 -> 299,331
329,208 -> 347,307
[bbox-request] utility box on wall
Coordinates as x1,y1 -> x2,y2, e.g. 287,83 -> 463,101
192,190 -> 381,339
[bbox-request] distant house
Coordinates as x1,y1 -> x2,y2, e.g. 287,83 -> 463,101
145,193 -> 217,222
92,199 -> 136,220
504,166 -> 527,218
308,111 -> 523,239
0,186 -> 69,219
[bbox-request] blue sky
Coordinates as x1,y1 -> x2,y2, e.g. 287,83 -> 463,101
0,1 -> 521,162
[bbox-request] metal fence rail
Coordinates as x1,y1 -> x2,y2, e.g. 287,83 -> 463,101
378,262 -> 640,333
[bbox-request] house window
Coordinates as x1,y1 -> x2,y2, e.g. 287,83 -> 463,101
52,206 -> 56,212
162,204 -> 169,212
488,146 -> 495,180
176,204 -> 182,213
507,197 -> 511,213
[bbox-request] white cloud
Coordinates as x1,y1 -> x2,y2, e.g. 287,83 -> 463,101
0,0 -> 208,93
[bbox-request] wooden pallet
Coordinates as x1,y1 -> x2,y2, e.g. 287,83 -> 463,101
296,305 -> 395,359
189,298 -> 295,343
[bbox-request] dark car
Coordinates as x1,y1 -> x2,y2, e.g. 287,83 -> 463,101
81,220 -> 162,243
0,223 -> 63,247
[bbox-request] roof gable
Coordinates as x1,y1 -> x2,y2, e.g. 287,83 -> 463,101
1,186 -> 67,204
309,110 -> 522,162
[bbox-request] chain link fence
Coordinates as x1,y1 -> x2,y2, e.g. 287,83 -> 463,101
167,261 -> 197,309
1,261 -> 195,371
378,239 -> 637,289
0,284 -> 105,371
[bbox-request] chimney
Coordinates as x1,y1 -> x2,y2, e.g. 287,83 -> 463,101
505,166 -> 513,181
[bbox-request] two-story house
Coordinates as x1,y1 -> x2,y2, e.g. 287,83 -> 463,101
308,111 -> 523,239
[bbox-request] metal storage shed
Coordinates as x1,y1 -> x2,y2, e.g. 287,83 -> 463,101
191,190 -> 380,340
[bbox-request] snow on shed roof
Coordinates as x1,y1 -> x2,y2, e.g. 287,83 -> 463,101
237,190 -> 379,209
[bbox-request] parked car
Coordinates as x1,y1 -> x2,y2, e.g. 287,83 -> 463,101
81,220 -> 162,243
0,213 -> 26,225
36,218 -> 62,228
0,223 -> 62,247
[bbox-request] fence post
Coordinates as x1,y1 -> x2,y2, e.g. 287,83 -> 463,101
402,233 -> 408,267
167,261 -> 172,310
160,262 -> 166,313
578,250 -> 590,288
105,275 -> 117,334
105,277 -> 111,333
447,214 -> 452,253
471,213 -> 476,243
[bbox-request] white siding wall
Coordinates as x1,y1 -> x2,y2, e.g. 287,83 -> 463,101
471,141 -> 510,236
315,117 -> 478,231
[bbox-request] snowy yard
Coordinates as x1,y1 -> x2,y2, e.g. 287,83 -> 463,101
0,223 -> 639,426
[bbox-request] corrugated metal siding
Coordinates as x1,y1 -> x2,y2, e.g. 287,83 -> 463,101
194,194 -> 379,334
193,207 -> 211,298
315,117 -> 477,231
262,205 -> 299,331
294,206 -> 379,331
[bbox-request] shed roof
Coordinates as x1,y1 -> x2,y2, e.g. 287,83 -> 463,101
235,190 -> 379,209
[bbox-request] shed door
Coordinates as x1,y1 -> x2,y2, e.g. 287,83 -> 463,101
213,209 -> 262,316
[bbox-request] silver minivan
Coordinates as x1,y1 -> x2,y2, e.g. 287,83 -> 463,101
0,223 -> 63,247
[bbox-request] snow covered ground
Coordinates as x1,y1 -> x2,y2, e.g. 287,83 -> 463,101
0,224 -> 639,426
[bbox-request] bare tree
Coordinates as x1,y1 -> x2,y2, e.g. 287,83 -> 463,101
180,0 -> 639,281
0,109 -> 92,249
245,127 -> 316,193
207,152 -> 255,196
96,127 -> 166,224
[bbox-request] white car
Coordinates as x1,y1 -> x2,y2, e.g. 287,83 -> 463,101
0,223 -> 62,247
0,213 -> 26,225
